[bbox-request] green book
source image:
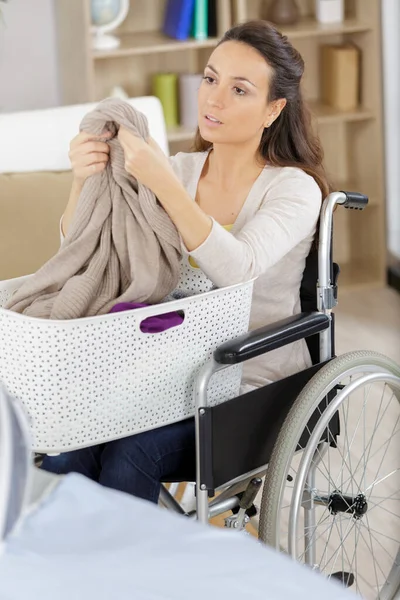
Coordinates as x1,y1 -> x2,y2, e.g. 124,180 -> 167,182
191,0 -> 208,40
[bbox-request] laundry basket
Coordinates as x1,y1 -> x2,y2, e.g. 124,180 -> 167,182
0,275 -> 253,453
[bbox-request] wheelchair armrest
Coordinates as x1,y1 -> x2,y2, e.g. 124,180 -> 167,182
214,312 -> 330,365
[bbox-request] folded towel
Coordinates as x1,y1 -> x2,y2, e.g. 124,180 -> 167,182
5,98 -> 181,319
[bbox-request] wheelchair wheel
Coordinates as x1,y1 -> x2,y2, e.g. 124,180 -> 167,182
259,351 -> 400,600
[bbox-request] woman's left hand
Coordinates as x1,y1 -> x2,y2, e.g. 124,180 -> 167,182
118,126 -> 176,195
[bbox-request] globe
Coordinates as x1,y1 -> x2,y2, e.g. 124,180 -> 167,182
91,0 -> 122,27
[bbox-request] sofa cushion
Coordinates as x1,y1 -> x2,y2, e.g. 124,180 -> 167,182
0,97 -> 168,173
0,172 -> 72,280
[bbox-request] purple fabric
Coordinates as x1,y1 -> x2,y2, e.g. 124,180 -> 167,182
109,302 -> 184,333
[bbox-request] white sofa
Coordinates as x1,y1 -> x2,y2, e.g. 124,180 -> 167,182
0,96 -> 169,280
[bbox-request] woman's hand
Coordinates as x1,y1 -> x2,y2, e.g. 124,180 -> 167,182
119,127 -> 212,252
118,126 -> 176,196
69,130 -> 112,185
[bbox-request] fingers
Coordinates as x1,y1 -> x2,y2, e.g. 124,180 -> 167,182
84,141 -> 110,154
118,127 -> 144,149
81,151 -> 109,167
89,161 -> 108,174
70,130 -> 112,150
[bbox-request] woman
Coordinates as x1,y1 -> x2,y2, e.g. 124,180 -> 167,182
42,20 -> 329,503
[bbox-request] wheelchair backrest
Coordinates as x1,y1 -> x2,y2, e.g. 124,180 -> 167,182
300,248 -> 339,364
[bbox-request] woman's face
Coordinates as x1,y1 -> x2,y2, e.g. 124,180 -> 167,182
197,40 -> 277,146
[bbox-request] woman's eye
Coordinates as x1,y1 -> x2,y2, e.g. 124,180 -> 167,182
203,76 -> 214,84
234,87 -> 246,96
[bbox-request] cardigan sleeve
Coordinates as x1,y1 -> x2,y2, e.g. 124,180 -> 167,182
184,170 -> 322,287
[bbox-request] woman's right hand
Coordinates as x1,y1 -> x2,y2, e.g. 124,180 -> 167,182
68,130 -> 112,185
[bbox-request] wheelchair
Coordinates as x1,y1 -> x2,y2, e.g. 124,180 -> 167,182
0,190 -> 398,600
157,191 -> 400,600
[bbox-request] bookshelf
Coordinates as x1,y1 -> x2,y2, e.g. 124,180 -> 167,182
54,0 -> 386,290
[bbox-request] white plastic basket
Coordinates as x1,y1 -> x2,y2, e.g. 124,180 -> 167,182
0,271 -> 253,453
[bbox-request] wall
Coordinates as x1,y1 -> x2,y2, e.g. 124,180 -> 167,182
0,0 -> 60,112
0,0 -> 398,261
381,0 -> 400,259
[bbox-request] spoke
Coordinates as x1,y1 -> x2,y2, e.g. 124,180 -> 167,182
298,519 -> 336,561
333,383 -> 373,492
340,388 -> 396,494
339,511 -> 346,579
338,518 -> 382,597
341,397 -> 354,499
302,513 -> 332,533
359,521 -> 399,565
298,512 -> 332,544
367,500 -> 400,520
357,516 -> 387,590
352,520 -> 362,596
362,525 -> 400,545
361,383 -> 388,496
320,514 -> 337,572
328,517 -> 355,579
340,428 -> 400,493
321,518 -> 375,596
323,517 -> 355,574
366,410 -> 400,500
303,423 -> 337,489
365,520 -> 385,592
369,492 -> 400,502
365,468 -> 400,495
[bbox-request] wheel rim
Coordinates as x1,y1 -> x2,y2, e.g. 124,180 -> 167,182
273,368 -> 400,599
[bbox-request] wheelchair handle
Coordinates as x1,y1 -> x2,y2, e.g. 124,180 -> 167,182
338,190 -> 369,210
318,190 -> 369,292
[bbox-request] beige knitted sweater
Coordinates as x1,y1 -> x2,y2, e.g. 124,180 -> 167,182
6,99 -> 181,319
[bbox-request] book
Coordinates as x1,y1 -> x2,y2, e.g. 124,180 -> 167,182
217,0 -> 232,37
208,0 -> 217,38
163,0 -> 196,41
191,0 -> 208,41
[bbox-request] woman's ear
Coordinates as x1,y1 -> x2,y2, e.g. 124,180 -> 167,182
264,98 -> 287,128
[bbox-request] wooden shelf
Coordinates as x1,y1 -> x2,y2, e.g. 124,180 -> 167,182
167,104 -> 375,144
92,31 -> 219,59
92,17 -> 371,60
280,17 -> 372,40
167,126 -> 196,143
310,102 -> 375,125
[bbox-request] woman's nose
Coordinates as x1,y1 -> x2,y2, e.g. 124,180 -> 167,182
207,85 -> 226,108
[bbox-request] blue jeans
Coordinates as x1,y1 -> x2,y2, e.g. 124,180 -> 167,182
41,418 -> 196,503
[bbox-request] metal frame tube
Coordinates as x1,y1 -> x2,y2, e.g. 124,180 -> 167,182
193,358 -> 226,524
159,485 -> 186,514
187,496 -> 240,520
318,192 -> 347,362
303,443 -> 328,567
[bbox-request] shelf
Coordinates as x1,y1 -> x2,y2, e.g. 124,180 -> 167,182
310,102 -> 375,125
280,17 -> 372,40
167,104 -> 375,144
92,31 -> 219,59
167,126 -> 196,143
92,18 -> 372,60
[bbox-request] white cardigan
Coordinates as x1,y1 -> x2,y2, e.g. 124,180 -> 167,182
171,151 -> 322,389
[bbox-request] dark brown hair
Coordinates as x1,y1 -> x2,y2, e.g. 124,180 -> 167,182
193,20 -> 330,199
